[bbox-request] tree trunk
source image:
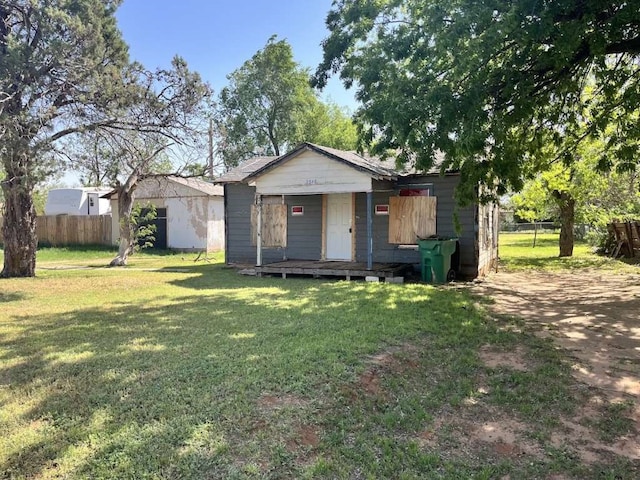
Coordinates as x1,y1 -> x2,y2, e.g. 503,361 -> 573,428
109,176 -> 138,267
1,157 -> 37,278
553,191 -> 575,258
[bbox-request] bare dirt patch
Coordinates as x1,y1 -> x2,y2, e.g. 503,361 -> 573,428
257,393 -> 308,412
470,270 -> 640,463
478,344 -> 532,371
472,270 -> 640,401
286,424 -> 321,451
416,406 -> 545,462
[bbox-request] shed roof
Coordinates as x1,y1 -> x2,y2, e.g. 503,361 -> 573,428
167,176 -> 224,196
101,175 -> 223,199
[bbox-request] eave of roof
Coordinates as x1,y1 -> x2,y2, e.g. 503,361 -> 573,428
215,155 -> 280,184
99,176 -> 223,199
214,144 -> 458,186
243,143 -> 398,182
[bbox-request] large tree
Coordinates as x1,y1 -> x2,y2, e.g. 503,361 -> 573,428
293,99 -> 358,151
64,58 -> 211,266
216,36 -> 312,168
216,36 -> 358,169
314,0 -> 640,204
512,142 -> 640,256
1,2 -> 210,275
0,0 -> 129,277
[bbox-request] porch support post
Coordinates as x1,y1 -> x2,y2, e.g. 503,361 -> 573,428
256,194 -> 263,266
366,191 -> 373,270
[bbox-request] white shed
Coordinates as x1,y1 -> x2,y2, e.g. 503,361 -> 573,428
45,187 -> 112,216
106,176 -> 225,252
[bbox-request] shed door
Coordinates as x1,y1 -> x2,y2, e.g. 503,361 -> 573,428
138,207 -> 167,250
326,193 -> 352,261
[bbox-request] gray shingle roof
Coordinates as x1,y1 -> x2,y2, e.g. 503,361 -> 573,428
100,176 -> 223,199
214,143 -> 449,185
215,155 -> 280,183
243,143 -> 399,181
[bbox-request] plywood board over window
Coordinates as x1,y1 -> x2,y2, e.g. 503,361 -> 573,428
251,204 -> 287,247
388,196 -> 437,244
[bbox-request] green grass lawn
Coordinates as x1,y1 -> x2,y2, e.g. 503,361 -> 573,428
0,246 -> 636,478
499,232 -> 640,273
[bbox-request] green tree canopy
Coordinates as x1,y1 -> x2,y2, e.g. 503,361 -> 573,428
512,140 -> 640,255
216,36 -> 311,167
292,99 -> 358,151
314,0 -> 640,204
216,36 -> 358,169
0,1 -> 210,277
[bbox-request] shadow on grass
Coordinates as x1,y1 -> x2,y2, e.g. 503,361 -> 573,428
501,254 -> 640,271
4,263 -> 634,478
0,273 -> 483,479
0,291 -> 26,303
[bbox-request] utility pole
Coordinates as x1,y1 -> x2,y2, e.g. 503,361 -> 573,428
208,118 -> 214,181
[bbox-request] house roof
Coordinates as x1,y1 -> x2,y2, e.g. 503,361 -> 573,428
215,155 -> 279,184
244,143 -> 399,182
166,176 -> 224,196
214,143 -> 451,185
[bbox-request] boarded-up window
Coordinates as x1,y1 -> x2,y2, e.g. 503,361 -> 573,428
388,196 -> 437,244
251,204 -> 287,247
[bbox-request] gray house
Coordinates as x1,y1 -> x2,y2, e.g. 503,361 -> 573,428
216,143 -> 498,280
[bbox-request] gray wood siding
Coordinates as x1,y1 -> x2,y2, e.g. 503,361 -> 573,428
355,192 -> 422,265
415,175 -> 476,276
225,184 -> 283,264
355,175 -> 479,277
283,195 -> 322,259
227,174 -> 485,278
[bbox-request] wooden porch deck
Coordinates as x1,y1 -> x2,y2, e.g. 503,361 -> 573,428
251,260 -> 413,281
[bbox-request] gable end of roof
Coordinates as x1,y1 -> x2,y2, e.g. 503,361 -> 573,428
244,143 -> 398,182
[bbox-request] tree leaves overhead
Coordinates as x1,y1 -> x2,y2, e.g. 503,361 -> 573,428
1,0 -> 133,277
216,36 -> 312,167
1,0 -> 130,183
216,36 -> 358,169
314,0 -> 640,203
0,0 -> 211,276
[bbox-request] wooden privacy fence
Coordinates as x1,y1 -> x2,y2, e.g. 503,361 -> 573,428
0,215 -> 112,246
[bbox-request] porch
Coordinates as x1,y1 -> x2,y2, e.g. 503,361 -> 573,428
251,260 -> 414,281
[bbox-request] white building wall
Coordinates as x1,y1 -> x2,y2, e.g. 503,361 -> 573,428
45,188 -> 111,216
207,197 -> 225,251
254,150 -> 373,195
165,196 -> 208,250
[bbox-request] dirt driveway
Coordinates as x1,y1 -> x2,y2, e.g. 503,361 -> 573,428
470,270 -> 640,461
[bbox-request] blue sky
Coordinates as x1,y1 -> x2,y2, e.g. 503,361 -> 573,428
115,0 -> 357,110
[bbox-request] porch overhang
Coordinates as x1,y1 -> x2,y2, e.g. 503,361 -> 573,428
250,178 -> 375,196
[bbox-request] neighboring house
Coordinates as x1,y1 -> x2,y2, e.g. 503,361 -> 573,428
44,187 -> 112,216
216,143 -> 498,279
104,176 -> 225,252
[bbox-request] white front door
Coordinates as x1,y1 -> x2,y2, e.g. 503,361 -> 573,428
326,193 -> 353,260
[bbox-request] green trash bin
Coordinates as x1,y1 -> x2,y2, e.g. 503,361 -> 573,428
417,237 -> 459,283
